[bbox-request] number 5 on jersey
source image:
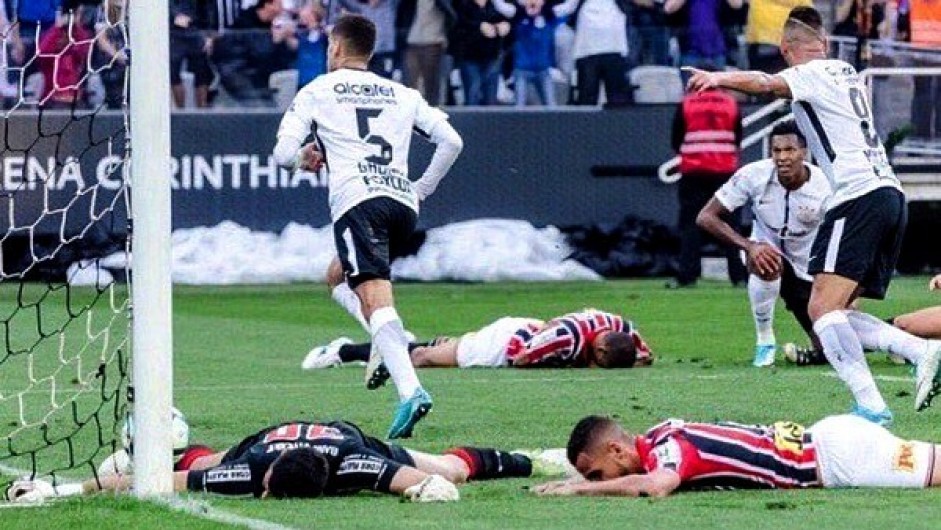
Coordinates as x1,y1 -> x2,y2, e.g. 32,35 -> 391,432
356,108 -> 393,165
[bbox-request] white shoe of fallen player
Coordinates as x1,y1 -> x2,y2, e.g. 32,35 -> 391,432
513,448 -> 578,478
302,337 -> 352,371
915,340 -> 941,411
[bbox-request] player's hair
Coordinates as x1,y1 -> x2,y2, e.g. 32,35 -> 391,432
267,448 -> 330,498
783,6 -> 825,42
595,332 -> 637,369
331,14 -> 377,59
566,415 -> 619,465
770,120 -> 806,147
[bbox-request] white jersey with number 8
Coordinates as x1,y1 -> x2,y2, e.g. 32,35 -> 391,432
277,68 -> 450,221
778,59 -> 901,209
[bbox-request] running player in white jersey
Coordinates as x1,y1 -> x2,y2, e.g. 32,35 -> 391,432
273,15 -> 464,439
697,120 -> 831,367
683,6 -> 941,425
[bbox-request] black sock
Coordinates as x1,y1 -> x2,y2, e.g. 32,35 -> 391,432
338,343 -> 371,363
338,342 -> 433,363
446,447 -> 532,480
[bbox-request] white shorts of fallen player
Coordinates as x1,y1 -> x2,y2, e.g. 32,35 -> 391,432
456,317 -> 542,367
812,414 -> 934,489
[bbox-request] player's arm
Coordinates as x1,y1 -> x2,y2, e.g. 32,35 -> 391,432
534,469 -> 681,498
684,67 -> 792,99
412,103 -> 464,201
6,472 -> 190,502
696,199 -> 752,252
930,275 -> 941,291
340,450 -> 459,502
273,90 -> 322,172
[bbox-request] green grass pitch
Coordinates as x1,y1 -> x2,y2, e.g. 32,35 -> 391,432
4,277 -> 941,529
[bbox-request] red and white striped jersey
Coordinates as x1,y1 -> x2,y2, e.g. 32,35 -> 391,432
505,309 -> 651,367
635,419 -> 820,490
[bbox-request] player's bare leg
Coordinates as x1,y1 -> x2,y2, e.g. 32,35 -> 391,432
410,339 -> 459,367
809,273 -> 892,423
326,257 -> 369,332
894,307 -> 941,339
356,279 -> 431,439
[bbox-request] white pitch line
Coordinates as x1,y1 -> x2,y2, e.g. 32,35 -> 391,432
157,496 -> 298,530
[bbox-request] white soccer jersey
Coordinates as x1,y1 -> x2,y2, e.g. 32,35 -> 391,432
715,159 -> 831,281
778,60 -> 901,209
277,68 -> 450,220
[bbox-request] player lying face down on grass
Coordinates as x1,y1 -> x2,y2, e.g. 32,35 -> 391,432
533,413 -> 941,498
6,420 -> 572,503
302,309 -> 653,385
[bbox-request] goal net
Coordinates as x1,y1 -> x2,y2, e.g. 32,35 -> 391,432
0,0 -> 151,493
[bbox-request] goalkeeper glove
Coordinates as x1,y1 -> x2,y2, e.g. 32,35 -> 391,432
402,474 -> 460,503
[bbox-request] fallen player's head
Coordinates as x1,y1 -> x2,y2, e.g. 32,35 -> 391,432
591,331 -> 637,368
264,447 -> 330,498
328,14 -> 376,71
566,416 -> 639,481
781,7 -> 827,65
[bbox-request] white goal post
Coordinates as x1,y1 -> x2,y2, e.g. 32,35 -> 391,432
129,0 -> 174,496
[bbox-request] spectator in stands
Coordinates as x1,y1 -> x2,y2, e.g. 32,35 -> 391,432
294,0 -> 328,87
909,0 -> 941,138
170,0 -> 217,108
37,9 -> 92,108
338,0 -> 401,79
743,0 -> 810,73
568,0 -> 633,105
0,1 -> 23,106
92,0 -> 128,109
397,0 -> 456,105
630,0 -> 671,66
450,0 -> 511,105
212,0 -> 297,106
668,83 -> 746,288
665,0 -> 743,77
492,0 -> 570,106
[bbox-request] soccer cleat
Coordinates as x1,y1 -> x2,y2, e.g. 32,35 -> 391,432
782,343 -> 828,366
513,448 -> 577,478
388,388 -> 433,439
914,341 -> 941,412
851,404 -> 893,427
752,344 -> 776,367
301,337 -> 352,370
364,343 -> 391,390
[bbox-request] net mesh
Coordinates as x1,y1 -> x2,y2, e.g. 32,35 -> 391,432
0,1 -> 131,491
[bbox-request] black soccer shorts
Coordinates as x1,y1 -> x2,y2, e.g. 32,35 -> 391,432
333,197 -> 418,290
808,186 -> 907,300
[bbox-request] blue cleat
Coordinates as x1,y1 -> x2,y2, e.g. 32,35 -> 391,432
851,404 -> 893,427
388,388 -> 433,439
752,344 -> 776,367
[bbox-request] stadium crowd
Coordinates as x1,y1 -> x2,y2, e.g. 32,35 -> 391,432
1,0 -> 940,109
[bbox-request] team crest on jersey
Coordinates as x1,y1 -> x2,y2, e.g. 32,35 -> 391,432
893,442 -> 917,473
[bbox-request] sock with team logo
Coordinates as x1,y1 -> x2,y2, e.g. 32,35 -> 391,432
846,311 -> 927,365
332,283 -> 369,332
370,307 -> 421,400
445,447 -> 532,480
814,311 -> 888,412
748,275 -> 780,345
338,341 -> 432,363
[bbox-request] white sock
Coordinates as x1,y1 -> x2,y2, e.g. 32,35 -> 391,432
846,311 -> 928,365
748,275 -> 779,346
814,311 -> 887,412
370,307 -> 421,401
332,283 -> 369,332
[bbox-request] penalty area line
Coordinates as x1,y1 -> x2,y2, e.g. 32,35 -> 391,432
156,496 -> 299,530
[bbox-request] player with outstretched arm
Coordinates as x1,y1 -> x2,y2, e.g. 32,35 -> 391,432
7,419 -> 570,503
684,6 -> 941,424
272,15 -> 463,438
535,413 -> 941,497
